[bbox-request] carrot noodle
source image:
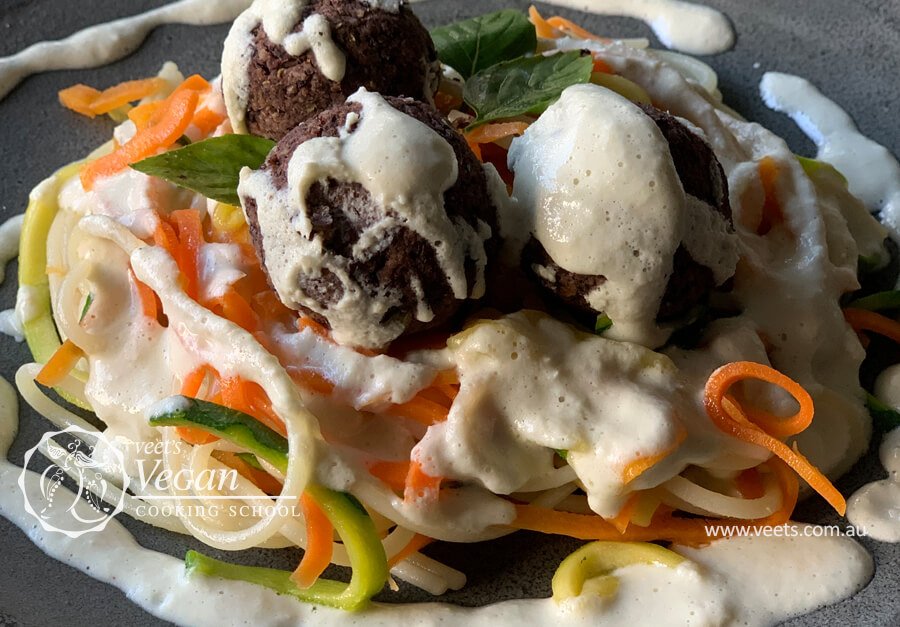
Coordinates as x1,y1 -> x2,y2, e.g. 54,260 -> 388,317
756,156 -> 786,235
35,340 -> 84,387
844,307 -> 900,345
704,362 -> 846,515
593,58 -> 614,74
220,376 -> 287,436
88,77 -> 168,115
128,268 -> 158,320
127,100 -> 163,129
387,395 -> 451,427
404,461 -> 442,504
388,533 -> 433,569
297,316 -> 330,338
191,105 -> 226,136
208,289 -> 259,333
431,370 -> 460,387
80,86 -> 199,189
291,369 -> 336,396
213,451 -> 283,495
58,84 -> 101,118
528,5 -> 556,38
736,467 -> 766,499
170,209 -> 204,301
608,493 -> 639,533
292,493 -> 335,589
464,122 -> 530,149
175,426 -> 219,445
181,365 -> 212,397
620,426 -> 687,483
367,460 -> 411,493
546,16 -> 608,41
153,218 -> 180,258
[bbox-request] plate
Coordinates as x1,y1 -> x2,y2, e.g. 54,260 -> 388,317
0,1 -> 897,624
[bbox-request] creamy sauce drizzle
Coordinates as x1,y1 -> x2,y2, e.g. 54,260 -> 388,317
760,72 -> 900,240
539,0 -> 734,55
847,364 -> 900,542
0,214 -> 25,342
0,0 -> 252,101
415,312 -> 684,517
0,214 -> 23,284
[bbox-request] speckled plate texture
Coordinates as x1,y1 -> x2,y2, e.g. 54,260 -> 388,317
0,1 -> 897,625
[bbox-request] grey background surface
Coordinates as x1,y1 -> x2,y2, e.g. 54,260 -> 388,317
0,0 -> 898,625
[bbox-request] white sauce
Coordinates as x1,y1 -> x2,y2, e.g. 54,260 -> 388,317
0,214 -> 25,342
198,242 -> 245,302
271,327 -> 436,410
59,164 -> 200,240
0,0 -> 253,100
760,72 -> 900,240
15,284 -> 43,326
365,0 -> 402,13
221,0 -> 346,134
540,0 -> 734,55
847,427 -> 900,542
240,88 -> 490,349
0,214 -> 23,284
415,312 -> 684,517
847,364 -> 900,542
283,14 -> 347,81
508,84 -> 737,347
0,309 -> 24,342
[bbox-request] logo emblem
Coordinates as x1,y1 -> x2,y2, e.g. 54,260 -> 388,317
18,426 -> 129,537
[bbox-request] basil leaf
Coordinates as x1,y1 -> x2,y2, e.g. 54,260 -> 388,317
131,135 -> 275,206
431,9 -> 537,79
464,51 -> 593,126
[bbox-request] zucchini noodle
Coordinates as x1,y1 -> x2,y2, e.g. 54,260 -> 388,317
16,363 -> 94,432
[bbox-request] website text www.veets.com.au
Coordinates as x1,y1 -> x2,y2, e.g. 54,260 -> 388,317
702,523 -> 869,538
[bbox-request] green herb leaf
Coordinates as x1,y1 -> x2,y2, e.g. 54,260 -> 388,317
595,313 -> 613,334
79,293 -> 94,323
866,393 -> 900,432
131,135 -> 275,206
555,449 -> 569,461
464,51 -> 593,126
430,9 -> 537,79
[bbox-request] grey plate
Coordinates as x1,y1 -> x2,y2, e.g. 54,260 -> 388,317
0,1 -> 898,625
